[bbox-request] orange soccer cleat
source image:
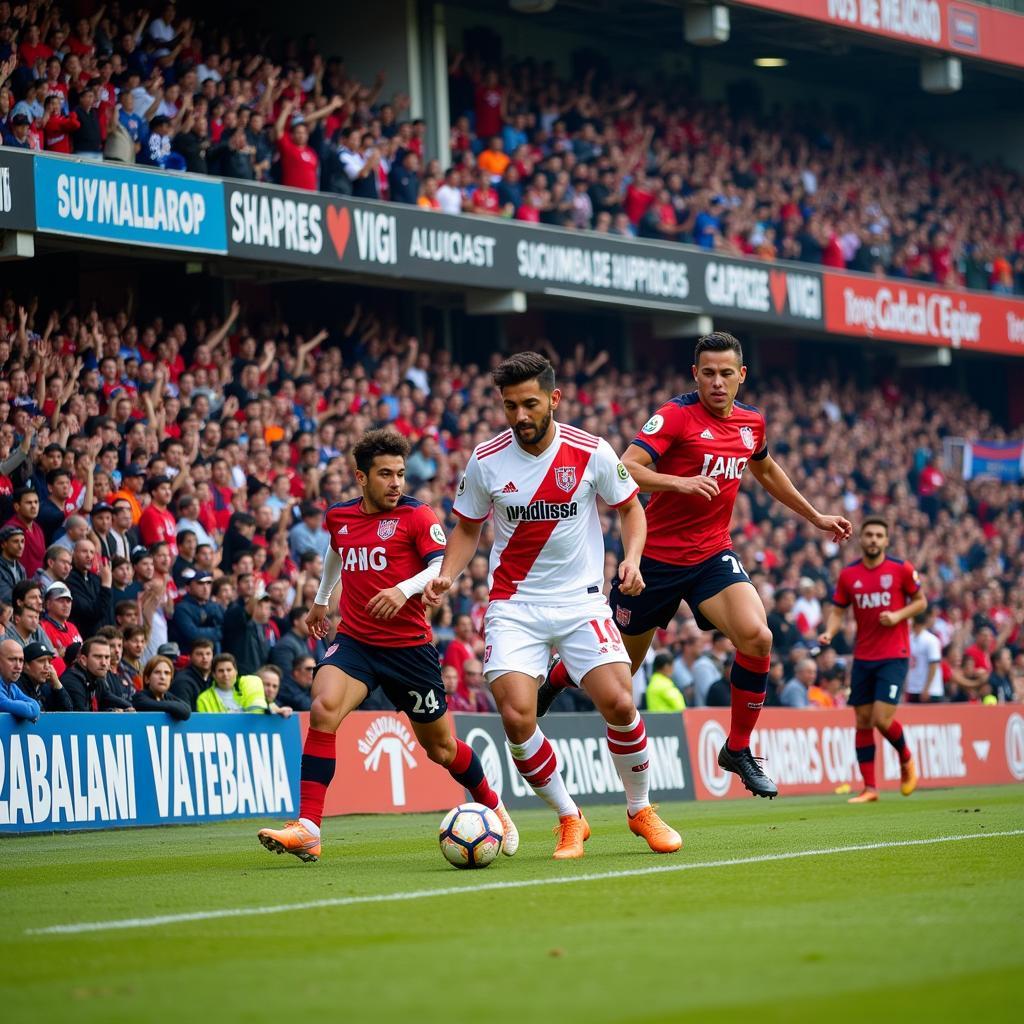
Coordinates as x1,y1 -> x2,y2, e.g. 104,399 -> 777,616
847,789 -> 879,805
628,805 -> 683,854
257,820 -> 322,862
900,756 -> 919,797
552,811 -> 591,860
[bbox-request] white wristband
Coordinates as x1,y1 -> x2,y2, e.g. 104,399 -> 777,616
395,559 -> 442,600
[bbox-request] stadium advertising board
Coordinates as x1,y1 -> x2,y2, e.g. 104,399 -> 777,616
0,149 -> 36,232
304,711 -> 464,816
33,154 -> 227,254
731,0 -> 1024,70
454,712 -> 694,810
685,705 -> 1024,801
0,713 -> 300,834
224,179 -> 825,328
824,272 -> 1024,356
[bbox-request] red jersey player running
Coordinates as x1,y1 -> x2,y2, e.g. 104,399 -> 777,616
258,430 -> 518,862
425,352 -> 681,859
539,332 -> 852,799
818,518 -> 924,802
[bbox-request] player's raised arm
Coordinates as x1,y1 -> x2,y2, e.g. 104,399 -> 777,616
622,442 -> 720,500
747,451 -> 852,543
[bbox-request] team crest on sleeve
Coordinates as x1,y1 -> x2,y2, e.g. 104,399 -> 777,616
377,519 -> 399,541
554,466 -> 577,493
430,523 -> 447,545
880,574 -> 893,589
457,476 -> 466,495
740,426 -> 756,450
616,463 -> 629,480
642,414 -> 664,435
484,645 -> 492,663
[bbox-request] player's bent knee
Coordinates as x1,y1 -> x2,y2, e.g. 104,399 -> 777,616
424,737 -> 457,766
501,706 -> 536,743
596,689 -> 637,725
736,625 -> 773,658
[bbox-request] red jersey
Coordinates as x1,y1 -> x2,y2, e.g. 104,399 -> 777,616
138,505 -> 179,556
831,556 -> 920,661
631,393 -> 767,566
42,616 -> 83,656
325,495 -> 447,647
276,133 -> 319,191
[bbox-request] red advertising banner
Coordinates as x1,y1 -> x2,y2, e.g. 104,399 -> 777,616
298,712 -> 463,817
731,0 -> 1024,70
685,706 -> 1024,800
824,272 -> 1024,356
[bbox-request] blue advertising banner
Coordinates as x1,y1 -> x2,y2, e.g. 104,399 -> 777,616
33,154 -> 226,253
0,713 -> 299,833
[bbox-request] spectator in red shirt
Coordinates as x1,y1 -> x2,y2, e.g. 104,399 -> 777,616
138,476 -> 178,557
273,96 -> 343,191
962,626 -> 995,697
474,69 -> 505,141
442,614 -> 482,696
5,489 -> 46,578
469,170 -> 503,216
17,24 -> 53,68
41,94 -> 79,153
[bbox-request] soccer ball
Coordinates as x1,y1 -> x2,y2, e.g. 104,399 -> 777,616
438,803 -> 504,869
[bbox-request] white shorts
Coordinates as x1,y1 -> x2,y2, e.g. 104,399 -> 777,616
482,597 -> 631,686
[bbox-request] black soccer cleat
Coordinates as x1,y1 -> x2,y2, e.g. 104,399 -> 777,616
718,744 -> 778,799
537,655 -> 573,718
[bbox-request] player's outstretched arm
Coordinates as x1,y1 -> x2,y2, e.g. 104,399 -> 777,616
747,454 -> 852,543
366,560 -> 443,620
615,495 -> 647,596
818,605 -> 846,646
622,444 -> 719,500
424,518 -> 483,607
307,546 -> 342,640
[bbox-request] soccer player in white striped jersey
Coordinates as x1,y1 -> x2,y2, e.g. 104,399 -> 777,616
425,352 -> 681,859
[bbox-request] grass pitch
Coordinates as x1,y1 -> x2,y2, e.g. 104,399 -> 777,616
2,785 -> 1022,1024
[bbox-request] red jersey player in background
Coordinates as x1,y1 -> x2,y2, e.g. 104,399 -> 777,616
258,430 -> 518,862
819,518 -> 925,803
540,332 -> 852,799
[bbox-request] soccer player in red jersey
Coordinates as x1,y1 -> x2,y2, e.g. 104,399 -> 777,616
818,519 -> 924,802
258,430 -> 518,862
539,332 -> 852,799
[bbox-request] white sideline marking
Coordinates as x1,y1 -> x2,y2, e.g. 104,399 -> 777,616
27,829 -> 1024,936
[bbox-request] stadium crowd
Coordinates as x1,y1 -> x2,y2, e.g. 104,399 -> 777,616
0,286 -> 1022,722
2,3 -> 1024,294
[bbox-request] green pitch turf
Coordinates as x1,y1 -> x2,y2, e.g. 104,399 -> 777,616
2,786 -> 1022,1024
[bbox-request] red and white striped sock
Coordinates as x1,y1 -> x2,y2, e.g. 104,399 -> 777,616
606,713 -> 651,814
507,727 -> 577,818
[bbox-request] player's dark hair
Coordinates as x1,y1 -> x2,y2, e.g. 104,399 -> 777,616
860,517 -> 889,534
694,331 -> 743,367
352,429 -> 411,474
492,352 -> 556,393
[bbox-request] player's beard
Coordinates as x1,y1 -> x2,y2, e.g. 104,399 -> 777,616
514,408 -> 552,445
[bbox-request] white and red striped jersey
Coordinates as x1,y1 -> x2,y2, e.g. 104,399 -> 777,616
453,423 -> 639,603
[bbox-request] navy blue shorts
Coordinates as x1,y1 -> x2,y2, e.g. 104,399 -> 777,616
850,658 -> 909,706
609,549 -> 752,635
317,634 -> 447,723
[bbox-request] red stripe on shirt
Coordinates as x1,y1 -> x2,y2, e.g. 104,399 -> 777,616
489,442 -> 594,601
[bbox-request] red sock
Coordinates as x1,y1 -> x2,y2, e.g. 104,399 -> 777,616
549,660 -> 574,690
879,720 -> 911,763
299,728 -> 336,827
447,739 -> 499,810
855,728 -> 877,789
727,651 -> 771,751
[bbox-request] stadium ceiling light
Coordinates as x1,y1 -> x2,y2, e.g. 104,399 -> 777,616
753,57 -> 788,68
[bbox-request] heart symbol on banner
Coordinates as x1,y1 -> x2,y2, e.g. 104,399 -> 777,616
326,206 -> 351,259
769,270 -> 788,315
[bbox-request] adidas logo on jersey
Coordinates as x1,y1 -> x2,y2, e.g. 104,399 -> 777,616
700,428 -> 715,440
853,580 -> 862,588
336,525 -> 349,535
502,481 -> 518,493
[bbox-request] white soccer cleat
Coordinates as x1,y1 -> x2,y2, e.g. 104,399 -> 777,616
493,801 -> 520,856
